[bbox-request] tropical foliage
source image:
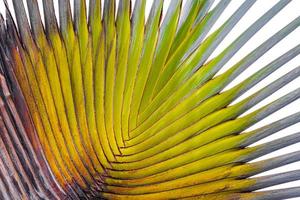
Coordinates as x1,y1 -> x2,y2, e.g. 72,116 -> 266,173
0,0 -> 299,199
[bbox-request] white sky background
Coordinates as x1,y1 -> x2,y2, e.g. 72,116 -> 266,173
0,0 -> 300,198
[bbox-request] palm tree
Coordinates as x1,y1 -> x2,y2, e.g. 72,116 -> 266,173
0,0 -> 300,199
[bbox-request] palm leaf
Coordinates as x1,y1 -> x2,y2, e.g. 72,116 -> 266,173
0,0 -> 299,199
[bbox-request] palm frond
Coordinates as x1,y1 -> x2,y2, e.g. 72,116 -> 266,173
0,0 -> 299,199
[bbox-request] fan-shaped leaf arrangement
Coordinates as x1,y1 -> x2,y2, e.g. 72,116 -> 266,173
0,0 -> 300,199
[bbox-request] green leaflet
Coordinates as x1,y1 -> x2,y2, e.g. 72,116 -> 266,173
139,0 -> 182,113
114,0 -> 131,148
121,0 -> 146,141
129,0 -> 164,132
